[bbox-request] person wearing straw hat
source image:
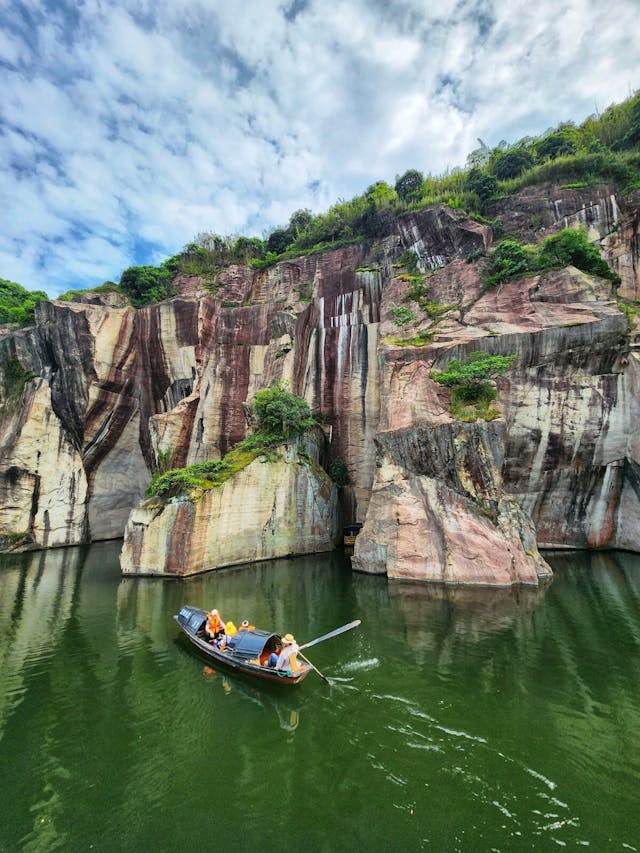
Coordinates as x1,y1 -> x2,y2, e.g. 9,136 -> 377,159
275,633 -> 301,673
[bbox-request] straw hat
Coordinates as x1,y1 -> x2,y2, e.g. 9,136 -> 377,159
282,633 -> 296,646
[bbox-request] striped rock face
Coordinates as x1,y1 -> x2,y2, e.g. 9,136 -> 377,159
2,193 -> 640,586
120,439 -> 338,577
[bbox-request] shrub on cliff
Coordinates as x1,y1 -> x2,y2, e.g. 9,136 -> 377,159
485,240 -> 538,286
330,457 -> 350,487
1,357 -> 34,400
486,228 -> 619,287
432,351 -> 516,419
119,265 -> 175,306
251,382 -> 315,442
0,278 -> 48,327
538,228 -> 619,282
145,384 -> 316,499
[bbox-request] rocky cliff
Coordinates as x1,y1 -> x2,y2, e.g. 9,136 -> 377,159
120,435 -> 338,576
2,186 -> 640,585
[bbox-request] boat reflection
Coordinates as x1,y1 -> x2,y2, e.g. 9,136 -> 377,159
197,658 -> 304,734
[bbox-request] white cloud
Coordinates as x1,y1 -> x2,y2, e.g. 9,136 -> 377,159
0,0 -> 638,297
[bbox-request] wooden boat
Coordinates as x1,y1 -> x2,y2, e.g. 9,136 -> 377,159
343,522 -> 363,546
174,605 -> 312,685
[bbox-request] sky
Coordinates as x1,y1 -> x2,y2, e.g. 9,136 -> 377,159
0,0 -> 638,298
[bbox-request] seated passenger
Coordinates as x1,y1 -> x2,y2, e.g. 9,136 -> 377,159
239,619 -> 255,631
275,633 -> 301,673
205,609 -> 225,643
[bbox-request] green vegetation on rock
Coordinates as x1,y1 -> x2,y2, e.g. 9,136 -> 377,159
385,331 -> 435,347
250,381 -> 316,442
1,357 -> 34,421
329,457 -> 350,487
391,304 -> 416,327
119,264 -> 177,307
617,300 -> 640,330
145,446 -> 263,500
145,383 -> 316,500
485,228 -> 619,287
432,351 -> 516,421
0,279 -> 48,328
58,281 -> 123,301
1,358 -> 34,398
97,90 -> 638,308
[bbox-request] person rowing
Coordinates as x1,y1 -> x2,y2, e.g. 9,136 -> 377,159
275,633 -> 302,673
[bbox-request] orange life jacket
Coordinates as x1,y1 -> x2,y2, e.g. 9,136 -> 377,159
207,613 -> 223,635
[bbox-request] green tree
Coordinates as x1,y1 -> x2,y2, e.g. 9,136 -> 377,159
119,265 -> 174,306
233,236 -> 266,263
330,457 -> 350,486
0,278 -> 48,327
288,209 -> 313,237
485,240 -> 538,286
364,181 -> 397,207
491,149 -> 535,180
395,169 -> 424,202
267,228 -> 293,255
539,228 -> 617,281
432,352 -> 516,407
537,133 -> 577,161
463,168 -> 497,202
251,382 -> 315,441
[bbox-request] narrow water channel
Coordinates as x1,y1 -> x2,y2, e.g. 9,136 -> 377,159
0,543 -> 638,851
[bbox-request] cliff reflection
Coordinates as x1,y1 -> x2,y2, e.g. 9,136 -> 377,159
115,550 -> 357,652
0,546 -> 85,739
351,569 -> 548,655
391,580 -> 547,644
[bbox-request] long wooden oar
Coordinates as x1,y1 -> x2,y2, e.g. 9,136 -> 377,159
298,651 -> 330,684
298,619 -> 361,652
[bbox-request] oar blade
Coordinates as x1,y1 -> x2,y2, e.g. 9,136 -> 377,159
299,619 -> 361,651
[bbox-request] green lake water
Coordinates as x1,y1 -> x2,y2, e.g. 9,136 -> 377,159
0,542 -> 639,852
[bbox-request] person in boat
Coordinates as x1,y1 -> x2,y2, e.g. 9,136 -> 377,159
205,609 -> 225,643
275,633 -> 302,673
218,619 -> 237,650
239,619 -> 255,632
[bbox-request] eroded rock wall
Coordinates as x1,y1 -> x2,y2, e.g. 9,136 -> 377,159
354,235 -> 637,583
120,439 -> 338,576
352,422 -> 551,585
2,191 -> 640,586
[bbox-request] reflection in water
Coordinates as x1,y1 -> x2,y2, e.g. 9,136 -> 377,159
390,578 -> 547,642
0,547 -> 85,740
0,543 -> 639,851
201,664 -> 303,734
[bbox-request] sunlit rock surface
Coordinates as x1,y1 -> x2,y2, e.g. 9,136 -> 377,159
352,423 -> 551,586
0,378 -> 87,548
120,440 -> 338,576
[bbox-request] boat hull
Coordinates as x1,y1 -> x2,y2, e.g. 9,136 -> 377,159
173,610 -> 310,686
